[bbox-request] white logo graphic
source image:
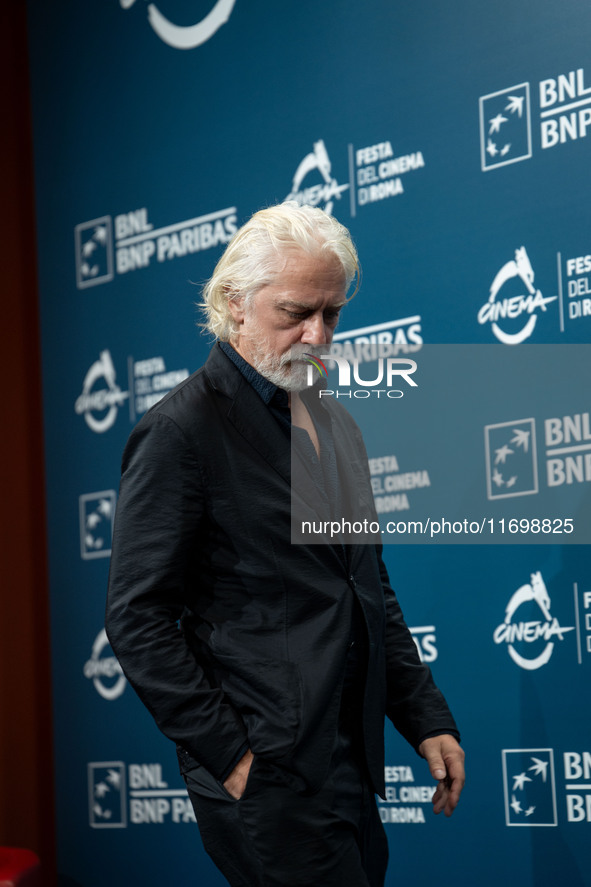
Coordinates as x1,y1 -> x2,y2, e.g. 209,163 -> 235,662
410,626 -> 438,663
477,247 -> 556,344
75,351 -> 129,433
502,749 -> 557,826
563,252 -> 591,325
89,761 -> 196,827
332,316 -> 423,362
75,217 -> 114,288
369,453 -> 431,515
493,572 -> 575,670
130,355 -> 189,420
79,491 -> 116,559
540,67 -> 591,148
352,142 -> 425,214
484,418 -> 538,499
89,762 -> 126,828
482,69 -> 591,168
75,206 -> 237,288
84,630 -> 127,701
304,349 -> 418,402
479,83 -> 532,170
121,0 -> 236,50
309,354 -> 418,389
286,140 -> 349,215
379,763 -> 436,824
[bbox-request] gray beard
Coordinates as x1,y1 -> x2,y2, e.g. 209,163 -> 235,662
250,342 -> 326,392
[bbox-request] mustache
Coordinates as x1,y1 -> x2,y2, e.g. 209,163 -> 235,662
281,345 -> 327,367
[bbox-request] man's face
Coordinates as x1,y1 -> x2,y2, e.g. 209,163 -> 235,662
229,250 -> 347,391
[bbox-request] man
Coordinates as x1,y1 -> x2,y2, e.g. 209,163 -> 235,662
106,202 -> 464,887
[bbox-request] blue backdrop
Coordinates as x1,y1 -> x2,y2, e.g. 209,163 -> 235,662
26,1 -> 591,884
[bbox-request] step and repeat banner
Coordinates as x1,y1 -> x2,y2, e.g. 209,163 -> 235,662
26,1 -> 590,885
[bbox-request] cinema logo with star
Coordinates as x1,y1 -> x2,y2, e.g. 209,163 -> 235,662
285,139 -> 349,216
502,749 -> 557,826
119,0 -> 236,51
477,247 -> 557,345
493,571 -> 575,671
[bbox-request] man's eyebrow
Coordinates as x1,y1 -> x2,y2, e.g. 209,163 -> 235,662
275,298 -> 347,311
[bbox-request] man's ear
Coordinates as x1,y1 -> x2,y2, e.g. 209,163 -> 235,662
227,291 -> 246,327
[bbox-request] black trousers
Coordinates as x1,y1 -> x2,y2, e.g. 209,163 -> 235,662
183,712 -> 389,887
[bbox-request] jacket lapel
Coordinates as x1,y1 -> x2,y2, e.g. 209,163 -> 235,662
204,345 -> 291,486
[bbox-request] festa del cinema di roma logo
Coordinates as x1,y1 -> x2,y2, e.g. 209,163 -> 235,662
120,0 -> 236,50
477,247 -> 557,344
75,350 -> 129,433
493,571 -> 574,670
285,140 -> 349,217
84,629 -> 127,701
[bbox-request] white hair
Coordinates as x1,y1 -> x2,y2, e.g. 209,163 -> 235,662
200,202 -> 360,341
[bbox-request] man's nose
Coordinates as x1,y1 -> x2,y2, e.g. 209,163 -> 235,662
301,313 -> 330,345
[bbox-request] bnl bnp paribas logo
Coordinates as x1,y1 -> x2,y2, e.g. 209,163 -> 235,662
485,410 -> 591,501
479,84 -> 531,170
79,491 -> 116,559
480,67 -> 591,170
75,206 -> 237,289
89,763 -> 127,828
502,749 -> 591,826
485,418 -> 537,499
89,761 -> 196,827
502,749 -> 557,826
120,0 -> 236,50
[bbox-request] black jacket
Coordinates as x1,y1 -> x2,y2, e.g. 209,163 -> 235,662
105,344 -> 458,798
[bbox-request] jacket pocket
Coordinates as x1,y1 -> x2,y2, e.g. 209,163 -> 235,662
183,755 -> 260,802
213,651 -> 303,759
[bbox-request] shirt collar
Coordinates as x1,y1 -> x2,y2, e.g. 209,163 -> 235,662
218,341 -> 289,408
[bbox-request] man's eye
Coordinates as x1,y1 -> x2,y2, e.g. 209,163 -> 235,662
324,311 -> 341,323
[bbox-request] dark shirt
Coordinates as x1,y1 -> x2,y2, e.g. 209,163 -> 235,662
218,342 -> 366,734
219,342 -> 342,513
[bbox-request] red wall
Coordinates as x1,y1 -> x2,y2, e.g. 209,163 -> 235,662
0,5 -> 56,883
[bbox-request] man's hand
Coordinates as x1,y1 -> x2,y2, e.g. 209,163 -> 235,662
418,734 -> 465,817
223,749 -> 254,800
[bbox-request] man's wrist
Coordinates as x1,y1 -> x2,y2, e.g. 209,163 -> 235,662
219,740 -> 250,784
416,729 -> 461,753
222,749 -> 254,800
